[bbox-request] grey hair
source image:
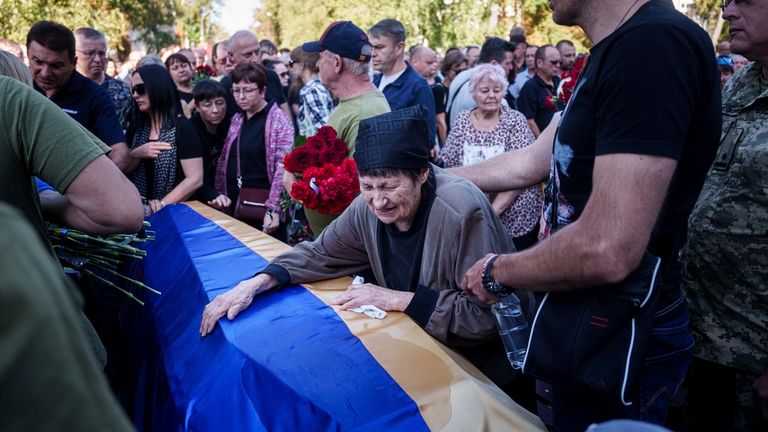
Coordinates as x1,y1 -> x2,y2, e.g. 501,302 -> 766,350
0,50 -> 33,86
468,63 -> 508,95
341,57 -> 370,77
136,54 -> 164,69
74,27 -> 105,41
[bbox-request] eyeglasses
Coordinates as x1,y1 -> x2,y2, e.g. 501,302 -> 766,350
549,60 -> 562,67
77,49 -> 108,59
279,71 -> 290,78
722,0 -> 747,11
131,83 -> 146,96
231,87 -> 259,96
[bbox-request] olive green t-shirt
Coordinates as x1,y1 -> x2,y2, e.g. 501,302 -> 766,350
0,76 -> 110,247
0,203 -> 134,431
327,90 -> 390,154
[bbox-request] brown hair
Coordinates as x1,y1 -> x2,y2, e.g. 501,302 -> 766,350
231,63 -> 267,89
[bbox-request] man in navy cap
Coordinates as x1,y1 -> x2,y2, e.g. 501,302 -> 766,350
302,21 -> 390,152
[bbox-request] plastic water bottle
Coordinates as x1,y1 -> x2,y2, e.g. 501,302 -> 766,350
492,293 -> 530,369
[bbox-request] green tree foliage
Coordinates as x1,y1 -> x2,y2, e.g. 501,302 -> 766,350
0,0 -> 221,59
520,0 -> 589,51
691,0 -> 728,43
174,0 -> 224,48
254,0 -> 589,52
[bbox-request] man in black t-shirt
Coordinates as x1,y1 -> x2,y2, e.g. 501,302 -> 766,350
453,0 -> 720,429
410,45 -> 448,147
517,45 -> 562,137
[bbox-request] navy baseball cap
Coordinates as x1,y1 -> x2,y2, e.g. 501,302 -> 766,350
302,21 -> 372,62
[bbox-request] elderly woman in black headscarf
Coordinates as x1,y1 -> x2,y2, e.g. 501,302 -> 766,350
199,106 -> 534,385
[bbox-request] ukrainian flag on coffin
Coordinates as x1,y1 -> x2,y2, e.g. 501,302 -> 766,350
130,203 -> 544,431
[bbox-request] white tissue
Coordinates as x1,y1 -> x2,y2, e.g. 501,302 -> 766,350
347,276 -> 387,319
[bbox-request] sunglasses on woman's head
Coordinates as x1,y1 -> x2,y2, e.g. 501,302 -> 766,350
132,83 -> 146,96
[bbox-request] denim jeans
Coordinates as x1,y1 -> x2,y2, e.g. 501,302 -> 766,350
551,293 -> 693,432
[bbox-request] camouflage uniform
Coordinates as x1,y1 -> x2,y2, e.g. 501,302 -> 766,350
683,61 -> 768,430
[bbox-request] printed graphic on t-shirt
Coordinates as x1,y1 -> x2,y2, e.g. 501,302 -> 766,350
462,143 -> 505,166
542,75 -> 587,237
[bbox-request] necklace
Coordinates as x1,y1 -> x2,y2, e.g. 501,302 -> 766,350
615,0 -> 644,31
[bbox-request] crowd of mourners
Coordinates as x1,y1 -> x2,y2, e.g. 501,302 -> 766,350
1,0 -> 766,430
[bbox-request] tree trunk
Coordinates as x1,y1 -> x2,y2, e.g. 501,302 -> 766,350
711,14 -> 724,45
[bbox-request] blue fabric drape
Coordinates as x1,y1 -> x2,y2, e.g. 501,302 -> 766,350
124,204 -> 430,431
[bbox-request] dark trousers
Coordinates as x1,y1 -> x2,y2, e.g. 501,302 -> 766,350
677,357 -> 765,431
551,295 -> 693,432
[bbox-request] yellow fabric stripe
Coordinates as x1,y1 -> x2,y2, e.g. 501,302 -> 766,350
186,201 -> 545,431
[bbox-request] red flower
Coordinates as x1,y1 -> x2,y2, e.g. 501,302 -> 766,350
316,125 -> 337,142
557,54 -> 588,106
289,159 -> 359,214
332,138 -> 348,157
305,136 -> 325,154
283,146 -> 312,173
544,95 -> 557,111
283,126 -> 358,213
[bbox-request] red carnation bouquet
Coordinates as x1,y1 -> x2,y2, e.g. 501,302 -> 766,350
193,64 -> 218,83
557,54 -> 588,106
282,126 -> 359,215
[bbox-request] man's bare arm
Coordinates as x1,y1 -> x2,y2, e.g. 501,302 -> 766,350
108,142 -> 131,173
527,118 -> 541,138
42,155 -> 144,234
464,152 -> 677,299
449,112 -> 557,192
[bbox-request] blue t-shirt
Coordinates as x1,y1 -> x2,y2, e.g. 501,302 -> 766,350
35,71 -> 125,146
373,63 -> 437,150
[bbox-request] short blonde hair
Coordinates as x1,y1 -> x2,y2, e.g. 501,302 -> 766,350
468,63 -> 508,95
0,50 -> 32,86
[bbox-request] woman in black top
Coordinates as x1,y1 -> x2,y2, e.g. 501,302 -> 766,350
126,64 -> 203,215
165,53 -> 195,116
190,79 -> 230,209
215,63 -> 292,237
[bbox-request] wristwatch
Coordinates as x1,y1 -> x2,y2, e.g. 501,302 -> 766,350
481,254 -> 509,296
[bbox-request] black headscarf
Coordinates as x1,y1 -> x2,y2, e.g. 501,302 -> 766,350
354,106 -> 431,171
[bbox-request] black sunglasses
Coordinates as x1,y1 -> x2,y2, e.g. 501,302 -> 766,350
279,71 -> 290,78
721,0 -> 747,11
131,83 -> 146,96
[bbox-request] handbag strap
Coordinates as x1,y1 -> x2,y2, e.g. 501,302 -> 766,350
235,127 -> 243,190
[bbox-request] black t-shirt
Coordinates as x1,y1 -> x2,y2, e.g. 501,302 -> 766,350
545,0 -> 720,301
190,113 -> 228,201
378,170 -> 437,294
517,74 -> 560,132
226,101 -> 273,197
221,69 -> 287,117
430,83 -> 446,115
175,116 -> 203,186
178,91 -> 194,104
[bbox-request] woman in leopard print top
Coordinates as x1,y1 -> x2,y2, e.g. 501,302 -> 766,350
441,64 -> 543,249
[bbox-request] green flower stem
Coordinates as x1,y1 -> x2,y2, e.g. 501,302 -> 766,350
81,268 -> 145,306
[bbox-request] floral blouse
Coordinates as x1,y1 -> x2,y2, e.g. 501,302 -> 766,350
441,106 -> 543,237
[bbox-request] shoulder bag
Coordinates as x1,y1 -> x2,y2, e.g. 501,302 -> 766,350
521,127 -> 663,406
232,130 -> 271,225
